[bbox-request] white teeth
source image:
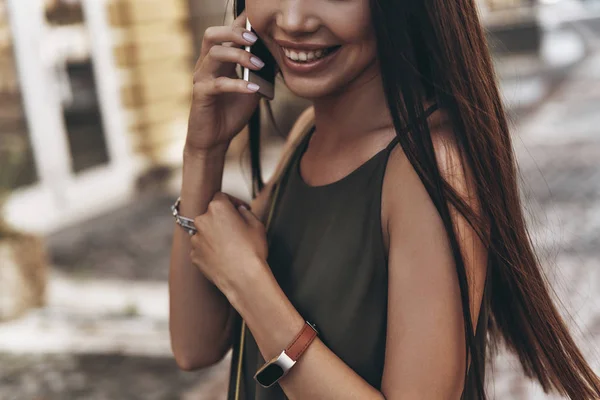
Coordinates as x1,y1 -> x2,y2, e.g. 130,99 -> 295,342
282,46 -> 335,63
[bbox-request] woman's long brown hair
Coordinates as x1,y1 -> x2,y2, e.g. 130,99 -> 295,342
236,0 -> 600,398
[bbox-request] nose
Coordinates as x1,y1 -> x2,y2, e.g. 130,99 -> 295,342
276,0 -> 319,35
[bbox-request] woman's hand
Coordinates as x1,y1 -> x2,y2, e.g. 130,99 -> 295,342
190,192 -> 269,301
186,11 -> 265,153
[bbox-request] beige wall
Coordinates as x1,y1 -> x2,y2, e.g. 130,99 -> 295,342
0,0 -> 36,189
481,0 -> 533,11
108,0 -> 194,167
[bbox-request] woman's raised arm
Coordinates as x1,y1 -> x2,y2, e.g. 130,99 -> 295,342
168,10 -> 263,370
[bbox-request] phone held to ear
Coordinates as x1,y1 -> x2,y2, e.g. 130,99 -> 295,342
242,18 -> 276,100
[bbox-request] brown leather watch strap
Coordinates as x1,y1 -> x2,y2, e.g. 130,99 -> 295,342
285,321 -> 318,361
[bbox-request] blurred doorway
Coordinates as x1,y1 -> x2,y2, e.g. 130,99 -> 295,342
5,0 -> 135,234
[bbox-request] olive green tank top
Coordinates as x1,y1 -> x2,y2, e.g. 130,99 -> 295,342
227,105 -> 491,400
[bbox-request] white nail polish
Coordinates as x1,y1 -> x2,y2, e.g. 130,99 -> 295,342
242,31 -> 257,43
250,56 -> 265,68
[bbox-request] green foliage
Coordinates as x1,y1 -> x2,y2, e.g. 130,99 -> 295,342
0,134 -> 27,238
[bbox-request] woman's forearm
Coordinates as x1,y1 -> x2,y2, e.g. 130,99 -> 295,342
169,145 -> 234,370
230,260 -> 386,400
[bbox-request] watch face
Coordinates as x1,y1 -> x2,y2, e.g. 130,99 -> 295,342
255,363 -> 285,387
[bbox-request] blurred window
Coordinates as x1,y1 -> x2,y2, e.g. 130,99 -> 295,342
45,0 -> 110,173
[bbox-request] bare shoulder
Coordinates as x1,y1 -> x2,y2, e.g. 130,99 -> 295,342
250,106 -> 315,222
381,108 -> 488,323
381,109 -> 479,254
379,111 -> 489,396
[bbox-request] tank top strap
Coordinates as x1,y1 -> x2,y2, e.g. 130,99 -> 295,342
285,102 -> 441,188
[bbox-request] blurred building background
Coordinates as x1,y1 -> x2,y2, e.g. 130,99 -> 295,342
0,0 -> 599,398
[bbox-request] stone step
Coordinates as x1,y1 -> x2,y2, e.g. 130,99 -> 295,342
0,269 -> 171,356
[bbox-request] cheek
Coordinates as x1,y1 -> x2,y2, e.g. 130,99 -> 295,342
328,18 -> 376,65
324,0 -> 373,43
244,0 -> 272,33
335,19 -> 377,66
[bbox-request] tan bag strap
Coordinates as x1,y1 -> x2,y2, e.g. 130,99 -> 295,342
233,107 -> 315,400
267,106 -> 315,188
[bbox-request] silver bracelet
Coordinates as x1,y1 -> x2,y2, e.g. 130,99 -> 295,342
171,197 -> 198,236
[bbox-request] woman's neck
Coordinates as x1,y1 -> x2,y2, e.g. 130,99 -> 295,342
311,64 -> 394,150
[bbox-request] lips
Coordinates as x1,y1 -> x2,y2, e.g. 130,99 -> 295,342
282,46 -> 341,63
278,44 -> 342,74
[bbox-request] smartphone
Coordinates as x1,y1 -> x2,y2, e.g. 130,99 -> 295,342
236,1 -> 276,99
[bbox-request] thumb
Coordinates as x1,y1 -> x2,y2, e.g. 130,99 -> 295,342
222,193 -> 251,210
237,204 -> 262,226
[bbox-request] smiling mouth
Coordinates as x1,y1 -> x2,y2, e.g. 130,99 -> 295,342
282,45 -> 342,63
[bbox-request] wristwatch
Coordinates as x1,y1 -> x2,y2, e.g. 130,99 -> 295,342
254,321 -> 318,388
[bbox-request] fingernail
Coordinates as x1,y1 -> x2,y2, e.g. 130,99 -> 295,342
242,31 -> 257,43
238,204 -> 249,211
247,82 -> 260,92
250,56 -> 265,68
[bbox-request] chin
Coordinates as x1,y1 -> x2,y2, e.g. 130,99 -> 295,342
284,84 -> 334,99
280,75 -> 345,100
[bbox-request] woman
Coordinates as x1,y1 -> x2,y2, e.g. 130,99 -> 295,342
168,0 -> 600,399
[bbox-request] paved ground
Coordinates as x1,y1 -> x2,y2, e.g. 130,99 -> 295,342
1,17 -> 600,400
0,353 -> 204,400
486,49 -> 600,399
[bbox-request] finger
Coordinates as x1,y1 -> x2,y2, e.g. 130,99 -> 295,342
221,193 -> 251,210
193,215 -> 204,233
229,11 -> 252,49
198,75 -> 260,96
199,25 -> 257,60
201,45 -> 264,78
237,204 -> 262,227
232,9 -> 247,29
208,191 -> 245,215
